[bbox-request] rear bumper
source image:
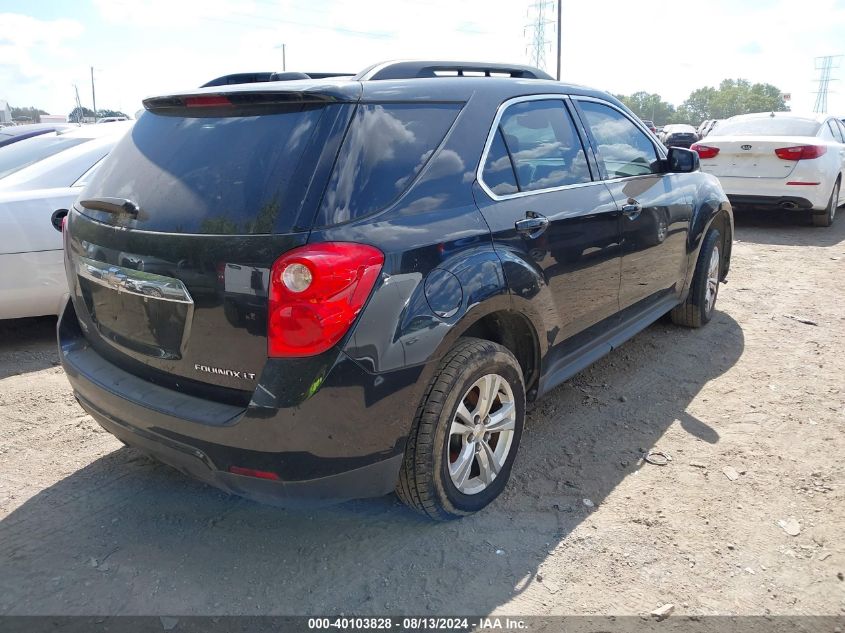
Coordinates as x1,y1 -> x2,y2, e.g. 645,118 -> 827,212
706,174 -> 831,210
59,299 -> 420,506
726,194 -> 814,211
76,392 -> 402,506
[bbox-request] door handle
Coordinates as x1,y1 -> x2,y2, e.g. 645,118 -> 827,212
515,213 -> 550,237
621,200 -> 642,219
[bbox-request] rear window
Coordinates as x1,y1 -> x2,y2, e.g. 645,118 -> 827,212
0,135 -> 88,179
316,103 -> 462,226
714,117 -> 822,137
79,104 -> 337,234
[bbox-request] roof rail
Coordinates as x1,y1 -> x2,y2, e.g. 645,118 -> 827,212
355,61 -> 553,81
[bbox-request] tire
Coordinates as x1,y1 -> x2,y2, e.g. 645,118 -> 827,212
812,179 -> 839,227
670,228 -> 722,328
396,337 -> 525,520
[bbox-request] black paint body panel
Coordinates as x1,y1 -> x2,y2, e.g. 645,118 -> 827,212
60,73 -> 733,503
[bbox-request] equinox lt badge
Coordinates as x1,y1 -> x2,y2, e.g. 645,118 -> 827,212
194,364 -> 257,380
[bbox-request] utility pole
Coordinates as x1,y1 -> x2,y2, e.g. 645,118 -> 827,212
813,55 -> 842,113
275,43 -> 287,71
525,1 -> 554,72
90,66 -> 97,123
555,0 -> 561,80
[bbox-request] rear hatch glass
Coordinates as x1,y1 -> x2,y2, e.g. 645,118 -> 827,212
78,103 -> 338,234
714,118 -> 821,137
68,100 -> 352,400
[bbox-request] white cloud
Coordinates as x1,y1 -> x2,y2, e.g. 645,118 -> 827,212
2,1 -> 844,118
0,13 -> 85,113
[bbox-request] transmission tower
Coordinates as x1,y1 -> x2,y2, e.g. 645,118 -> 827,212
812,55 -> 842,113
525,1 -> 555,71
73,85 -> 84,124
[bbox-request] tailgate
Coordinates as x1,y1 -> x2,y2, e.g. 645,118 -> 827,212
698,136 -> 812,179
65,92 -> 356,401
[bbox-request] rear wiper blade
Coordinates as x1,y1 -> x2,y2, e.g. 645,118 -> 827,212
79,197 -> 140,218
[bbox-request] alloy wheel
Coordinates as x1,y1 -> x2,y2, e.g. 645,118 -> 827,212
448,373 -> 517,495
705,245 -> 720,314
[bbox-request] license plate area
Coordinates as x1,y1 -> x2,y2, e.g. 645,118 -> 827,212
76,256 -> 194,360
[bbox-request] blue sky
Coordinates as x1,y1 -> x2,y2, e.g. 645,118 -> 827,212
1,0 -> 844,119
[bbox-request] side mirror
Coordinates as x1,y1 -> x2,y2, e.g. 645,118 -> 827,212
666,147 -> 699,173
51,208 -> 69,232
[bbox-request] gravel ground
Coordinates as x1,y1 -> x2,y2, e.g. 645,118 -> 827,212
0,210 -> 842,617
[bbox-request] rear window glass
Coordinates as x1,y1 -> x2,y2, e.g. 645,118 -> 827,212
714,117 -> 822,137
0,135 -> 87,179
317,103 -> 462,225
79,104 -> 333,234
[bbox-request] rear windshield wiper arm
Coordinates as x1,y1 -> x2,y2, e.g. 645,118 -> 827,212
79,197 -> 140,218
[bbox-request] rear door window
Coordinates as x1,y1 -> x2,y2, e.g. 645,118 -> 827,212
824,120 -> 843,143
577,101 -> 659,179
79,104 -> 342,234
316,103 -> 462,225
498,99 -> 591,192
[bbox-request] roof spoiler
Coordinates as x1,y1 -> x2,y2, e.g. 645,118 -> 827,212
200,71 -> 354,88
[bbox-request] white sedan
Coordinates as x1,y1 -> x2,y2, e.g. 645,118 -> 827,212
0,122 -> 133,320
691,112 -> 845,226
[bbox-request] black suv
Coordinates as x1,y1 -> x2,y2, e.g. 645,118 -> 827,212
59,61 -> 733,520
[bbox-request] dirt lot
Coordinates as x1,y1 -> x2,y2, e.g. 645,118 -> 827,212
0,210 -> 843,618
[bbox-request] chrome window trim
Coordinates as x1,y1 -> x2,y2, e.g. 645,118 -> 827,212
476,94 -> 601,202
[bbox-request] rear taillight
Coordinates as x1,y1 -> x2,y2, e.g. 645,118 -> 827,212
185,95 -> 232,108
267,242 -> 384,357
774,145 -> 827,161
690,143 -> 719,159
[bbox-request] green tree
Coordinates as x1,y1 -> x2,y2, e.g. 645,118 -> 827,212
677,79 -> 789,124
98,109 -> 129,118
10,106 -> 48,123
614,91 -> 676,125
68,106 -> 129,122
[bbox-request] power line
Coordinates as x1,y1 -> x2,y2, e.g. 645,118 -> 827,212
525,1 -> 554,72
812,55 -> 842,113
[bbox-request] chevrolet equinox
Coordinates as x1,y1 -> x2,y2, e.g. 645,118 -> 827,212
58,61 -> 733,519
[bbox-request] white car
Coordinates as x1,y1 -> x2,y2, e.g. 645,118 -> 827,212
0,122 -> 133,319
691,112 -> 845,227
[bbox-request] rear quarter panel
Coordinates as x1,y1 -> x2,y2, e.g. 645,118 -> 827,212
684,171 -> 733,290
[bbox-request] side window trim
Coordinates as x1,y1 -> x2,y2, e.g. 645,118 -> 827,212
572,96 -> 666,183
497,127 -> 521,190
564,99 -> 601,181
476,94 -> 599,201
568,99 -> 607,181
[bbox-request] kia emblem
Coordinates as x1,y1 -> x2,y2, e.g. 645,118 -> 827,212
741,144 -> 752,150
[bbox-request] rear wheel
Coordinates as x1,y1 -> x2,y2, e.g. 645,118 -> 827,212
812,179 -> 839,227
396,338 -> 525,520
670,228 -> 721,328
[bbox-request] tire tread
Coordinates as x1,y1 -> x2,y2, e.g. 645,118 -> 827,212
396,338 -> 519,520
